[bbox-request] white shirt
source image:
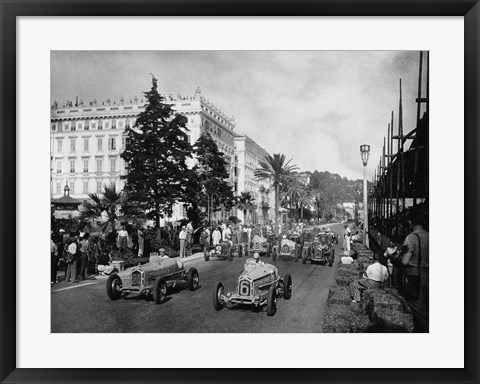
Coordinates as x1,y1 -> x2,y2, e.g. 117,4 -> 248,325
222,227 -> 232,241
179,230 -> 187,240
366,262 -> 388,282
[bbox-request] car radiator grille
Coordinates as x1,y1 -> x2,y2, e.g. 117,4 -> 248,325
238,279 -> 251,296
132,271 -> 142,287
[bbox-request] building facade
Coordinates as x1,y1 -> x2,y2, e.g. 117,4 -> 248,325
51,89 -> 270,223
234,135 -> 275,224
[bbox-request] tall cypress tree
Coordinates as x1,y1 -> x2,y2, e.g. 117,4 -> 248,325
193,132 -> 235,225
121,76 -> 193,228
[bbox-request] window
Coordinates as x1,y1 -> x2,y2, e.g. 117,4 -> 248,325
70,138 -> 76,153
96,158 -> 102,172
83,180 -> 89,194
56,161 -> 62,173
98,120 -> 103,130
108,137 -> 116,151
71,121 -> 76,131
56,182 -> 61,194
70,159 -> 75,173
51,123 -> 56,131
85,120 -> 90,130
96,181 -> 102,194
110,157 -> 116,172
121,137 -> 126,150
97,138 -> 102,151
69,180 -> 74,193
57,140 -> 63,153
83,138 -> 89,152
112,119 -> 116,129
83,159 -> 89,173
110,180 -> 115,189
125,118 -> 131,128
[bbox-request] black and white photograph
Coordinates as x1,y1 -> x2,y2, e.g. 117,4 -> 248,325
50,50 -> 429,334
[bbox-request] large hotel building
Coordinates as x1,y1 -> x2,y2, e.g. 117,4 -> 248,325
50,88 -> 274,224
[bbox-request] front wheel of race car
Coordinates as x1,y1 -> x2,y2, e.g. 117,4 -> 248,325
302,248 -> 308,265
267,285 -> 277,316
153,277 -> 167,304
283,274 -> 292,300
204,249 -> 210,261
213,281 -> 225,311
106,274 -> 122,301
328,249 -> 335,267
294,247 -> 300,262
187,268 -> 200,291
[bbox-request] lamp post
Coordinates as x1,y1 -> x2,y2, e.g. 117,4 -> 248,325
360,144 -> 370,248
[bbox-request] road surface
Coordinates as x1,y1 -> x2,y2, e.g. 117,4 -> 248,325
51,223 -> 344,333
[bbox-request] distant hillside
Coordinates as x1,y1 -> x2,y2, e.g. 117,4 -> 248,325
308,170 -> 363,205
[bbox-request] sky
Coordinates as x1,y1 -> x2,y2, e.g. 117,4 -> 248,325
51,50 -> 426,181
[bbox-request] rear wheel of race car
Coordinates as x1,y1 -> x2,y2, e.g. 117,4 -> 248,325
238,245 -> 243,258
328,249 -> 335,267
106,274 -> 122,301
283,274 -> 292,300
302,248 -> 308,264
267,285 -> 277,316
204,249 -> 210,261
272,248 -> 277,261
187,268 -> 200,291
213,281 -> 225,311
153,277 -> 167,304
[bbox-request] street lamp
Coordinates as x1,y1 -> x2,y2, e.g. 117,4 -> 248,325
360,144 -> 370,247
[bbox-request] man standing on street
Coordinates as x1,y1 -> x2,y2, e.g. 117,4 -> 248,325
186,221 -> 194,247
79,233 -> 90,280
179,226 -> 187,258
212,227 -> 222,246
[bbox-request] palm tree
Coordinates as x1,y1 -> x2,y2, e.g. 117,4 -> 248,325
254,153 -> 298,224
80,185 -> 124,234
236,191 -> 256,225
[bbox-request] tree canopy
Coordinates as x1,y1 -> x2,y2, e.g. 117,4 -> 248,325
121,76 -> 194,227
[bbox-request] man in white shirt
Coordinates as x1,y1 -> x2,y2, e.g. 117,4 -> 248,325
222,225 -> 232,243
351,254 -> 388,302
212,227 -> 222,246
179,226 -> 187,258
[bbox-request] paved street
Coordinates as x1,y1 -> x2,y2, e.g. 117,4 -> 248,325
51,224 -> 343,333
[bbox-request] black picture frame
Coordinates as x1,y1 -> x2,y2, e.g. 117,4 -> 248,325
1,1 -> 478,383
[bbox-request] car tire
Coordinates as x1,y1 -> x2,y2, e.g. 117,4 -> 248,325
153,277 -> 167,304
106,274 -> 122,301
204,249 -> 209,261
329,249 -> 335,267
213,281 -> 225,311
228,248 -> 233,261
238,245 -> 243,258
294,247 -> 300,262
187,268 -> 200,291
272,247 -> 277,261
283,274 -> 292,300
302,248 -> 308,264
267,285 -> 277,316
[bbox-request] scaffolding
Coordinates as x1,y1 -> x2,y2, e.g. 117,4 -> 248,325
369,51 -> 429,243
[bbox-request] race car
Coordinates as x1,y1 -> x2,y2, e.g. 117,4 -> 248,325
271,235 -> 301,262
204,241 -> 234,261
106,257 -> 199,304
302,234 -> 335,267
212,256 -> 292,316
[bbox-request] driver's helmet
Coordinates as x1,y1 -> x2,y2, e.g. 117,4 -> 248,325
253,252 -> 260,261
